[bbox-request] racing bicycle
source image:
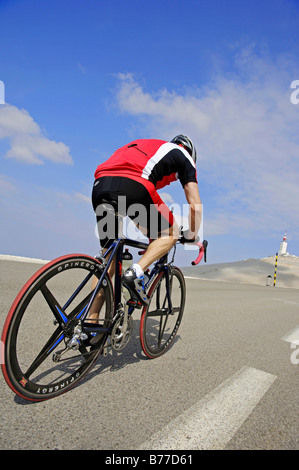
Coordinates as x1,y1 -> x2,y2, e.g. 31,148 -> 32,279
1,200 -> 207,401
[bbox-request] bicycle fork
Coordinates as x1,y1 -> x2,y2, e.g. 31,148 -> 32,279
161,265 -> 173,314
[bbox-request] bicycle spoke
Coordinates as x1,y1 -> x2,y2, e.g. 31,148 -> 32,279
157,315 -> 164,348
157,298 -> 169,348
24,327 -> 64,378
40,284 -> 68,325
40,283 -> 95,325
147,308 -> 168,317
24,283 -> 95,379
147,306 -> 180,318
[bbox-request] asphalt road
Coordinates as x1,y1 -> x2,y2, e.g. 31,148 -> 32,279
0,260 -> 298,450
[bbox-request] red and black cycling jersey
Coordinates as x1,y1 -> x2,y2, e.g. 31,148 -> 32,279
94,139 -> 197,190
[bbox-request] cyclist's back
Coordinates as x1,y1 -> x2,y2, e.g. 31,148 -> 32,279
94,138 -> 197,190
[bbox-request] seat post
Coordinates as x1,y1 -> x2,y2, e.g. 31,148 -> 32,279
100,198 -> 125,240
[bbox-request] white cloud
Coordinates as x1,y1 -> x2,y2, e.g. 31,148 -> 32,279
74,192 -> 90,204
0,104 -> 73,165
78,62 -> 86,74
0,81 -> 5,105
0,180 -> 97,260
0,173 -> 18,195
114,51 -> 299,239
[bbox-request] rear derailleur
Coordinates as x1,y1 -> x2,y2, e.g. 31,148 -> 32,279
52,319 -> 88,363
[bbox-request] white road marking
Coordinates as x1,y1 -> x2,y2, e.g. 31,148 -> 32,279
281,326 -> 299,344
138,366 -> 276,450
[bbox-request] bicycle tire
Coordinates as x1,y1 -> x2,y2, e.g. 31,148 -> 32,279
1,254 -> 113,401
140,266 -> 185,358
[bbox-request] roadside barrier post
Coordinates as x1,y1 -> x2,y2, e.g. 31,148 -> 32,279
273,253 -> 278,287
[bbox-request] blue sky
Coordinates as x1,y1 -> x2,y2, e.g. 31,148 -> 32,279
0,0 -> 299,265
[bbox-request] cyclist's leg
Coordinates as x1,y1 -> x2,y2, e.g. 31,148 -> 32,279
122,190 -> 179,306
131,186 -> 179,271
138,223 -> 179,271
87,248 -> 116,322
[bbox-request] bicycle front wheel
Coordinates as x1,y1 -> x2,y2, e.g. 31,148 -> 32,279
140,267 -> 185,358
1,254 -> 113,401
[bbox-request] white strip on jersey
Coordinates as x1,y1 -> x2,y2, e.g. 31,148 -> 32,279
141,142 -> 195,180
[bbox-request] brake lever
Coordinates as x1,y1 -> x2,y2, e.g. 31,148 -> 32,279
191,240 -> 208,266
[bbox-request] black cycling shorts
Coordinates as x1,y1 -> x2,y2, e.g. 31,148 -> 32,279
92,176 -> 174,248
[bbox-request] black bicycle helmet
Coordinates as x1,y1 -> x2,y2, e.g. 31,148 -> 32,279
171,134 -> 197,163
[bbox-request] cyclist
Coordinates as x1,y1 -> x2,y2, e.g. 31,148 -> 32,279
91,134 -> 202,312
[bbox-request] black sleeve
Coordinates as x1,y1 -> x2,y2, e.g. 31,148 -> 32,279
172,149 -> 198,187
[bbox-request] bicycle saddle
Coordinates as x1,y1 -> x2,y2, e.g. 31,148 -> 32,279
100,198 -> 126,218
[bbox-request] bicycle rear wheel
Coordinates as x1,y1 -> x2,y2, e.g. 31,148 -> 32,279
1,254 -> 113,401
140,266 -> 185,358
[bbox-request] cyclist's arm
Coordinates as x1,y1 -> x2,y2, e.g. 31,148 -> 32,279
183,182 -> 202,240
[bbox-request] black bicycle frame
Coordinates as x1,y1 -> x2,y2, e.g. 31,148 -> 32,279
97,237 -> 150,308
59,236 -> 173,337
82,237 -> 150,325
91,236 -> 172,319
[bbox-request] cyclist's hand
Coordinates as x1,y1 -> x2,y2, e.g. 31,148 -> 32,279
180,229 -> 199,244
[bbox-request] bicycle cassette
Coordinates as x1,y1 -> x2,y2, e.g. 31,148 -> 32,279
111,315 -> 133,351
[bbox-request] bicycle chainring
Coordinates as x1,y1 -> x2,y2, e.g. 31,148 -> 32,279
111,315 -> 133,351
